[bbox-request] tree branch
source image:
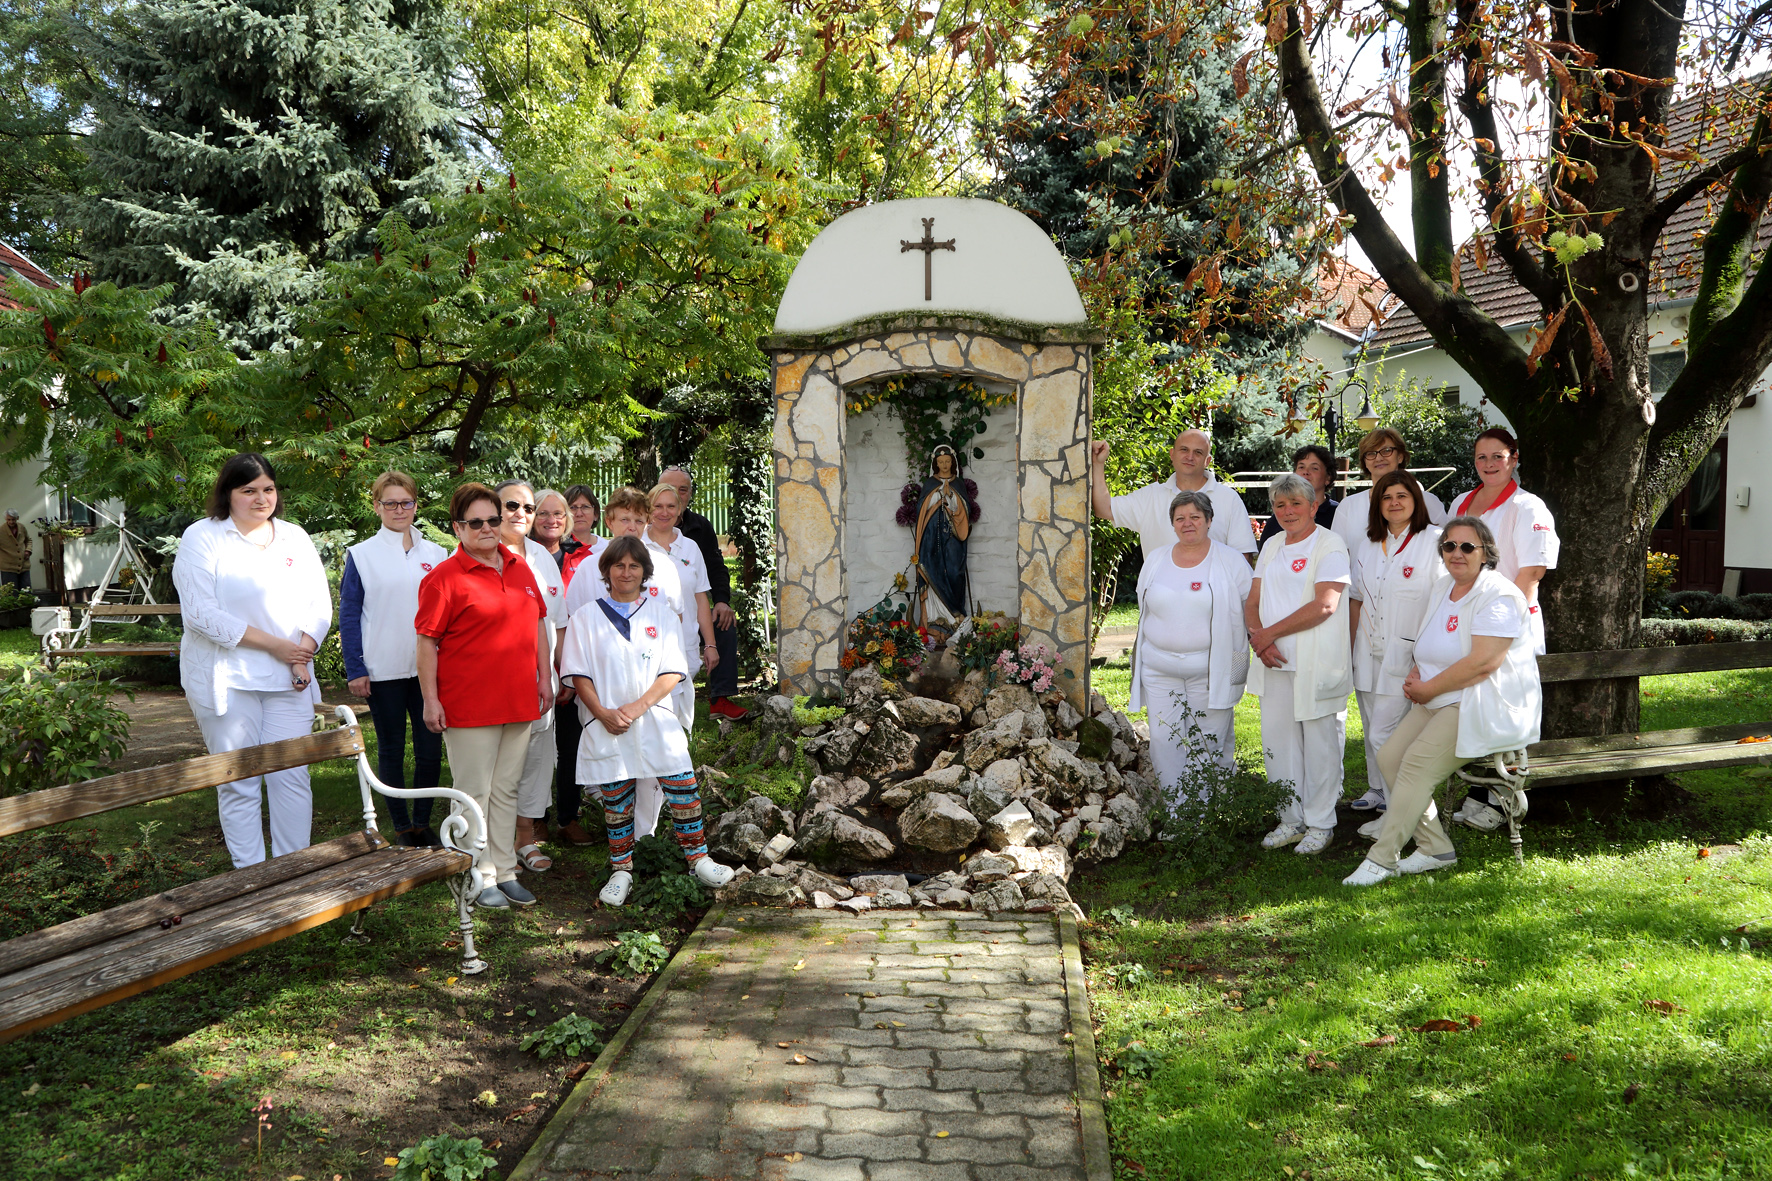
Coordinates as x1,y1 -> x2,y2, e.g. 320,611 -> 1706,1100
1643,138 -> 1768,245
1405,0 -> 1455,283
1687,82 -> 1772,352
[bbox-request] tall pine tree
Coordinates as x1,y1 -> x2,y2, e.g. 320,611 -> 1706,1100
70,0 -> 466,352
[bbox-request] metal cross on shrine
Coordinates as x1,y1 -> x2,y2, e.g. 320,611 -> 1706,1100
900,217 -> 956,301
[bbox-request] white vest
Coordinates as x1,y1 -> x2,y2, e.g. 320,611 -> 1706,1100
343,527 -> 447,681
1247,526 -> 1353,721
1129,540 -> 1252,712
1350,526 -> 1442,697
1421,568 -> 1545,758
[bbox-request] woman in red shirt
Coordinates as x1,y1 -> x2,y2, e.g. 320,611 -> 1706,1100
416,483 -> 552,910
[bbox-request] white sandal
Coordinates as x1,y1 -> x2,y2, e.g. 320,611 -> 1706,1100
516,843 -> 553,872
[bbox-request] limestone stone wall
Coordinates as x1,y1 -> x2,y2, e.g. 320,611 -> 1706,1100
770,319 -> 1095,709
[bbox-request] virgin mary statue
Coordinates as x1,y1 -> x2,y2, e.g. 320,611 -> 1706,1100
911,444 -> 978,628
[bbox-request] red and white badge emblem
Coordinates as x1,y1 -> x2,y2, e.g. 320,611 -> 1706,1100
1403,566 -> 1414,578
648,586 -> 659,597
1190,581 -> 1202,592
420,562 -> 433,571
1446,614 -> 1458,633
1533,523 -> 1551,531
645,626 -> 658,638
1529,604 -> 1540,614
548,585 -> 558,596
285,557 -> 294,567
1290,558 -> 1308,573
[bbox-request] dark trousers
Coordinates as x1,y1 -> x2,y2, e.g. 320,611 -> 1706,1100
708,616 -> 740,698
554,700 -> 585,826
0,570 -> 27,591
366,677 -> 442,832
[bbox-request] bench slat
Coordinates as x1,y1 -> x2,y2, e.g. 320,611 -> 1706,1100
87,604 -> 182,616
1524,741 -> 1772,786
1527,722 -> 1772,759
0,845 -> 469,1044
1538,641 -> 1772,683
0,725 -> 365,838
51,644 -> 180,657
0,830 -> 389,975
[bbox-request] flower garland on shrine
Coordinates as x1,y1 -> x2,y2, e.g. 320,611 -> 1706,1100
845,375 -> 1014,525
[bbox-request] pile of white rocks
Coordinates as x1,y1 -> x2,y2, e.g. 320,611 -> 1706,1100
707,662 -> 1161,915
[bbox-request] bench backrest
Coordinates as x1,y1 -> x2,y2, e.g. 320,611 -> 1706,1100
87,603 -> 182,617
0,725 -> 366,839
1537,640 -> 1772,685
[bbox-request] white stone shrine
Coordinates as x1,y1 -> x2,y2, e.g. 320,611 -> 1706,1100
766,197 -> 1100,708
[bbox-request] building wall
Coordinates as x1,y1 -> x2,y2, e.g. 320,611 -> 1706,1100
0,446 -> 115,594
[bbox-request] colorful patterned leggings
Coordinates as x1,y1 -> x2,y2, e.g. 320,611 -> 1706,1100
597,770 -> 707,871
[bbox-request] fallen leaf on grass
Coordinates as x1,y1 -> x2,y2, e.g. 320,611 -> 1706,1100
1564,1052 -> 1578,1061
529,1091 -> 548,1099
383,1158 -> 399,1167
504,1104 -> 539,1122
1623,1082 -> 1641,1104
445,977 -> 458,985
565,1062 -> 592,1082
792,959 -> 807,971
783,1153 -> 803,1163
1413,1019 -> 1468,1033
1304,1053 -> 1339,1072
1362,1035 -> 1397,1048
134,1083 -> 154,1091
1644,999 -> 1688,1015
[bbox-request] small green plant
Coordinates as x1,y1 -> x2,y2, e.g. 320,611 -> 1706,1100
1152,708 -> 1292,880
392,1133 -> 500,1181
1,667 -> 132,796
597,929 -> 671,977
631,870 -> 708,923
520,1012 -> 605,1060
0,583 -> 34,611
1098,904 -> 1136,926
1113,1037 -> 1165,1078
791,694 -> 847,726
0,822 -> 207,939
1106,962 -> 1154,988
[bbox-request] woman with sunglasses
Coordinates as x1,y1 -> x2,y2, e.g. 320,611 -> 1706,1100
493,479 -> 569,871
1345,470 -> 1441,817
1344,516 -> 1541,886
1246,472 -> 1354,857
1331,428 -> 1448,551
1448,427 -> 1559,830
340,471 -> 449,846
416,483 -> 553,909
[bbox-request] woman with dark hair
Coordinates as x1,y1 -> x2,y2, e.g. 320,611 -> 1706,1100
559,485 -> 602,588
1331,428 -> 1448,551
173,453 -> 332,868
559,535 -> 736,906
910,444 -> 978,628
1259,445 -> 1340,544
1345,470 -> 1442,815
416,482 -> 552,909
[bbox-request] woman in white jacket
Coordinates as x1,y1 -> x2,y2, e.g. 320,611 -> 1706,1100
1129,490 -> 1251,795
1343,515 -> 1543,885
559,536 -> 736,907
1246,473 -> 1354,856
1346,470 -> 1442,815
173,453 -> 332,868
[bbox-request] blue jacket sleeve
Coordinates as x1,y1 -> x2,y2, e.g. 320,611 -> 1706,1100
340,552 -> 368,682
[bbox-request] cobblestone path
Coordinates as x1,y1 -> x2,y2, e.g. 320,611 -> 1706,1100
515,908 -> 1107,1181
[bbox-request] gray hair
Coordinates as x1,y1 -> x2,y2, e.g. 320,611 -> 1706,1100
1168,490 -> 1215,523
492,478 -> 534,499
661,465 -> 695,497
3,509 -> 17,519
534,487 -> 568,512
1440,515 -> 1502,570
1268,472 -> 1316,505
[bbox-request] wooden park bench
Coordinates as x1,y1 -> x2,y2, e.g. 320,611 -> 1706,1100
41,601 -> 183,670
0,705 -> 489,1045
1459,640 -> 1772,861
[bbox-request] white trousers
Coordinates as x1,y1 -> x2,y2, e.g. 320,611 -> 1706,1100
1355,690 -> 1412,801
442,721 -> 529,884
634,677 -> 697,838
517,721 -> 557,820
1259,671 -> 1346,831
1141,656 -> 1235,803
189,689 -> 316,869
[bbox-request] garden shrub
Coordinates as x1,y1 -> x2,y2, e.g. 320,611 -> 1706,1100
1151,710 -> 1291,880
391,1134 -> 499,1181
1639,618 -> 1772,646
1,668 -> 132,795
0,823 -> 211,939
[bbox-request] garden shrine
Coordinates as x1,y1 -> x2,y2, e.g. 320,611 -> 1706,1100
765,196 -> 1101,710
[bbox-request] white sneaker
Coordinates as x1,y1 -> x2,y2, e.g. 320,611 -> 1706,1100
1397,851 -> 1458,875
1347,789 -> 1387,812
694,858 -> 736,888
1342,859 -> 1398,887
599,870 -> 633,906
1455,800 -> 1507,831
1260,823 -> 1307,849
1294,827 -> 1334,856
1357,817 -> 1386,840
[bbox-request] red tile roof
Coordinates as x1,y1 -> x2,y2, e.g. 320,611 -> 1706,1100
1367,78 -> 1771,350
1310,256 -> 1392,338
0,241 -> 58,311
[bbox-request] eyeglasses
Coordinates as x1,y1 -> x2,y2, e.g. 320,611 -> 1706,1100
1364,446 -> 1400,461
457,516 -> 500,530
377,499 -> 416,511
1440,540 -> 1480,554
536,510 -> 567,521
504,500 -> 535,514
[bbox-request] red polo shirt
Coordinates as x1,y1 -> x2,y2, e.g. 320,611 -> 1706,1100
414,543 -> 546,728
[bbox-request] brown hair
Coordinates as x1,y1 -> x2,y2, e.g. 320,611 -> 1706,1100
1366,469 -> 1431,542
1356,428 -> 1411,478
597,534 -> 654,587
448,482 -> 499,523
207,453 -> 277,520
371,470 -> 418,502
564,484 -> 600,514
604,485 -> 652,519
1474,426 -> 1519,456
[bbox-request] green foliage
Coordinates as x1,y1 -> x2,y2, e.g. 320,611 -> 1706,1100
597,929 -> 672,977
0,0 -> 92,273
0,582 -> 34,611
1152,709 -> 1292,882
391,1134 -> 500,1181
1103,962 -> 1155,989
1337,377 -> 1486,496
0,668 -> 131,795
631,870 -> 710,924
1112,1036 -> 1165,1077
0,823 -> 209,940
1098,904 -> 1137,927
519,1012 -> 606,1060
847,374 -> 1015,481
1640,617 -> 1772,646
1644,550 -> 1679,616
791,695 -> 847,726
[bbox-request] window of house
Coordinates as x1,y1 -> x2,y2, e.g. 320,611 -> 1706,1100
1430,386 -> 1460,409
58,490 -> 96,527
1650,351 -> 1686,399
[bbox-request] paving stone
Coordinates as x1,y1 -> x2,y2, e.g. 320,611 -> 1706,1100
971,1164 -> 1087,1181
922,1112 -> 1029,1140
758,1156 -> 868,1181
930,1068 -> 1030,1092
926,1135 -> 1033,1164
977,1093 -> 1079,1118
936,1048 -> 1028,1070
879,1088 -> 984,1113
845,1044 -> 934,1068
866,1162 -> 973,1181
819,1108 -> 924,1136
840,1065 -> 935,1089
1027,1116 -> 1086,1166
820,1132 -> 925,1160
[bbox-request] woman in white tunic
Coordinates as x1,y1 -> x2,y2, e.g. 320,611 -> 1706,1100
1331,427 -> 1449,552
493,479 -> 569,871
1344,516 -> 1542,885
1129,490 -> 1251,798
1346,470 -> 1442,815
559,537 -> 736,906
1246,473 -> 1353,856
1448,427 -> 1559,830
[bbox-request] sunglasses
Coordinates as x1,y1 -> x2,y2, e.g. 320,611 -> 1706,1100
457,516 -> 501,530
1440,540 -> 1481,554
504,500 -> 536,514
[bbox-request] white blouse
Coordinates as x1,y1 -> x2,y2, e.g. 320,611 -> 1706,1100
559,592 -> 692,783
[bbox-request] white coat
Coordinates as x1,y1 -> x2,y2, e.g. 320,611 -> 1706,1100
558,592 -> 692,784
1128,540 -> 1252,713
1419,568 -> 1543,758
1247,526 -> 1353,721
1349,525 -> 1443,697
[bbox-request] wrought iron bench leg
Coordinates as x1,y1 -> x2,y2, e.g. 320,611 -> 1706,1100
451,872 -> 489,976
345,905 -> 373,942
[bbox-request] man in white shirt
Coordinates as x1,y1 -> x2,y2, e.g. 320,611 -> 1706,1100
1090,430 -> 1258,564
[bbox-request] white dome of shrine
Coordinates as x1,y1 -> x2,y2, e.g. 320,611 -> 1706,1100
773,197 -> 1088,335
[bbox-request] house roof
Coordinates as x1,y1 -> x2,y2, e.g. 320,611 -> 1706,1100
0,241 -> 58,310
1310,256 -> 1392,339
1366,77 -> 1772,351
